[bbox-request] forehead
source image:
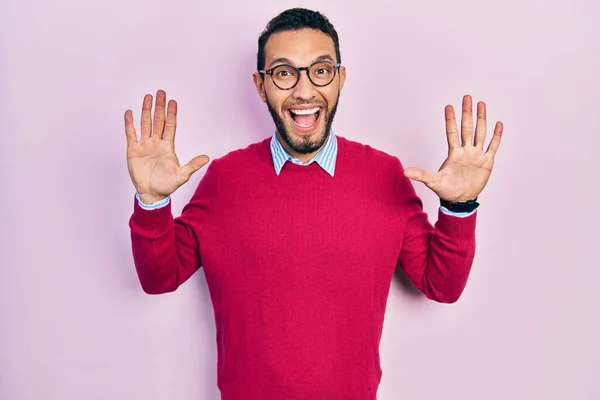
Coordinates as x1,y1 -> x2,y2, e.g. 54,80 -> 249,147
264,28 -> 336,67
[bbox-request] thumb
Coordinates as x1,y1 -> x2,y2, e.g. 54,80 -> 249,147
178,154 -> 210,183
403,167 -> 434,184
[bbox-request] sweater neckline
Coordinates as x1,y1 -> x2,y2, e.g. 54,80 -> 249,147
263,135 -> 345,174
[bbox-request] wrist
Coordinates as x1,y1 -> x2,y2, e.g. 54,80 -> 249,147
439,197 -> 480,213
137,192 -> 168,205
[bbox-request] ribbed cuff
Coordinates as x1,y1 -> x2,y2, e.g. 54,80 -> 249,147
436,207 -> 477,240
130,194 -> 174,236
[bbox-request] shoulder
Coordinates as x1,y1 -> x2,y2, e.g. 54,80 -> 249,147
210,137 -> 272,172
336,135 -> 403,172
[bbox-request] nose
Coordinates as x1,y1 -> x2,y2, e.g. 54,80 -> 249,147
291,70 -> 317,101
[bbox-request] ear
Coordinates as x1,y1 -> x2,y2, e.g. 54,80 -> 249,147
338,66 -> 347,91
253,72 -> 267,103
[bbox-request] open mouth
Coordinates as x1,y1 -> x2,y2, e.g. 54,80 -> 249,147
288,107 -> 322,133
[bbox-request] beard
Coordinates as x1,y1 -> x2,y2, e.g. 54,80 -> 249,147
265,93 -> 340,155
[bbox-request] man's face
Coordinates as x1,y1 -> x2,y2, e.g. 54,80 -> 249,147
253,29 -> 346,160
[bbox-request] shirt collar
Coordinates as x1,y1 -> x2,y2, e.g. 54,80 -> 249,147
270,131 -> 338,177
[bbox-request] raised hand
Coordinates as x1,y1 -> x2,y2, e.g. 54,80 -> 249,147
403,94 -> 503,202
125,90 -> 210,205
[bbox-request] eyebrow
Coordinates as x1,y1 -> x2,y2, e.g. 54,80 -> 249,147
267,54 -> 336,68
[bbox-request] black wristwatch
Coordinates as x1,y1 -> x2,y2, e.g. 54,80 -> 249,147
439,197 -> 480,213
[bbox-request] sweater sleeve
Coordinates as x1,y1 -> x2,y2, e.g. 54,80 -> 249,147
128,160 -> 219,294
394,159 -> 477,303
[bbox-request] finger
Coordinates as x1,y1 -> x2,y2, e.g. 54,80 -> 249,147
140,94 -> 153,139
124,109 -> 137,145
473,101 -> 487,150
178,155 -> 210,184
486,121 -> 503,156
153,90 -> 167,139
461,94 -> 473,146
403,167 -> 437,186
163,99 -> 178,142
445,105 -> 459,151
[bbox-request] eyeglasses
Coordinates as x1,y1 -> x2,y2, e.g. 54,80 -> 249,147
259,60 -> 341,90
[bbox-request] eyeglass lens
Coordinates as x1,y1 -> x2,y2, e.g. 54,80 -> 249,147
271,62 -> 336,89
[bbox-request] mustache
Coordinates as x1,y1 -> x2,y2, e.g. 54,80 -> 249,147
284,102 -> 326,109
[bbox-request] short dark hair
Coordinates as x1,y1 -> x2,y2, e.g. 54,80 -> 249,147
257,8 -> 341,72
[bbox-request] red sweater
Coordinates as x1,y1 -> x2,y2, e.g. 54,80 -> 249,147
128,136 -> 477,399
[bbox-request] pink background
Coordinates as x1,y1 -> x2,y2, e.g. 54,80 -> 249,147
1,0 -> 598,399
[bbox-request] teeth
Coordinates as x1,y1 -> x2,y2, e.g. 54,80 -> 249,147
290,107 -> 320,115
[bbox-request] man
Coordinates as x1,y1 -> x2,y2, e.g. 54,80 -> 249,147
124,7 -> 503,400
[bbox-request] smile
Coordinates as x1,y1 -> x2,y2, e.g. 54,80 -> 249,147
288,107 -> 322,132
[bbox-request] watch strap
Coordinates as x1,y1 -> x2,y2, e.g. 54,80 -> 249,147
439,197 -> 479,213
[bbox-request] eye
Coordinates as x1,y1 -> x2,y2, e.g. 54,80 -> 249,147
311,62 -> 334,76
272,65 -> 296,80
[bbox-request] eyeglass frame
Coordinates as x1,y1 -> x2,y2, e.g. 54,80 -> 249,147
258,60 -> 342,90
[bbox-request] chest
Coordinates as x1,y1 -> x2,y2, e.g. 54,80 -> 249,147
199,175 -> 402,294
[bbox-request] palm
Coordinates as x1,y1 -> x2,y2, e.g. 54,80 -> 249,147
124,90 -> 209,204
404,95 -> 503,202
127,138 -> 182,196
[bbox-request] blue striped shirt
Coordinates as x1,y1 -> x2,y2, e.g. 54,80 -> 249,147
135,132 -> 474,217
270,130 -> 337,176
